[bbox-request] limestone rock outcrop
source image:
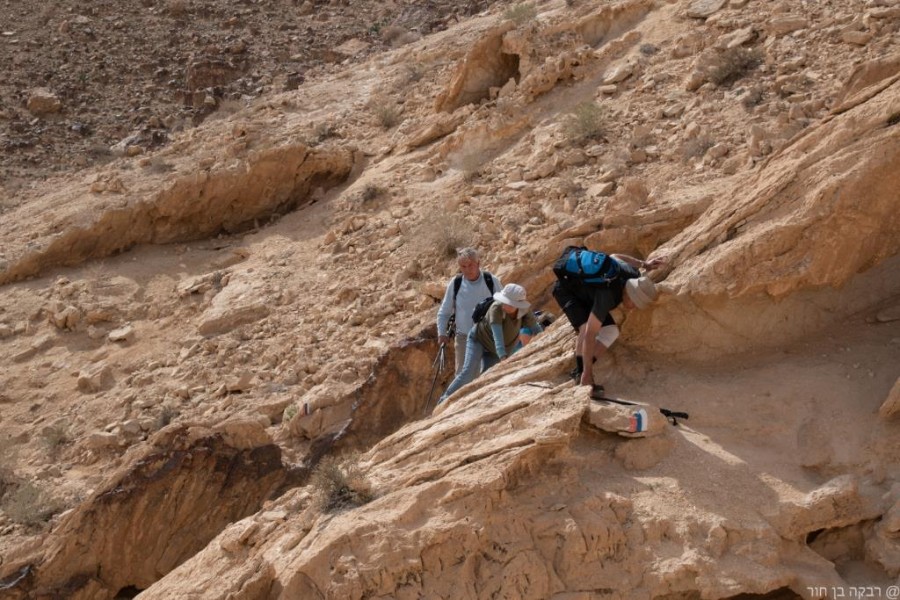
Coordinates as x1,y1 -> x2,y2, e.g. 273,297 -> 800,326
1,423 -> 285,599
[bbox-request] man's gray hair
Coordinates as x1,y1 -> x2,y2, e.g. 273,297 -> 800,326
456,247 -> 480,262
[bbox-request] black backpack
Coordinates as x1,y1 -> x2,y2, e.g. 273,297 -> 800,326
471,297 -> 495,324
553,246 -> 621,286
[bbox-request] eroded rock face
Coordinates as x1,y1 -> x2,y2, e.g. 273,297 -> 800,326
136,330 -> 897,599
0,143 -> 355,286
640,70 -> 900,358
1,422 -> 285,599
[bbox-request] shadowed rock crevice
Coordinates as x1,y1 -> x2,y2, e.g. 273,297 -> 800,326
0,424 -> 285,600
435,23 -> 522,113
287,328 -> 453,457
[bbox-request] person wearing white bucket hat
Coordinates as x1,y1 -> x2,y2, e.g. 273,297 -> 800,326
438,283 -> 543,405
551,246 -> 667,391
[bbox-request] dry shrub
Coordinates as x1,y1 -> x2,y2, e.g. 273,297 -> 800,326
404,62 -> 425,84
381,25 -> 407,44
680,134 -> 714,161
0,465 -> 14,500
40,422 -> 71,457
38,4 -> 57,26
741,85 -> 765,111
369,95 -> 403,129
359,183 -> 384,203
392,31 -> 420,47
453,147 -> 489,182
311,121 -> 339,144
204,99 -> 244,124
282,403 -> 299,425
2,480 -> 65,527
415,211 -> 475,259
155,405 -> 178,430
146,156 -> 175,174
504,3 -> 537,24
309,454 -> 373,512
564,101 -> 605,144
707,46 -> 762,87
164,0 -> 189,17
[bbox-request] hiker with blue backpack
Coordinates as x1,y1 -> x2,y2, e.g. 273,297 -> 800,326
552,246 -> 667,390
437,283 -> 543,405
436,248 -> 503,374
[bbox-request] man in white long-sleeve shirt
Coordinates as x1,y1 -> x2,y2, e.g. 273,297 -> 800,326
436,248 -> 502,374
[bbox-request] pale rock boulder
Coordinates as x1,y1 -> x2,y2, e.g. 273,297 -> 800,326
524,155 -> 561,181
686,0 -> 728,19
867,492 -> 900,576
198,278 -> 270,336
213,417 -> 272,450
841,30 -> 874,46
584,398 -> 670,439
26,88 -> 62,116
108,325 -> 135,343
603,60 -> 635,84
401,109 -> 470,149
50,304 -> 82,330
878,378 -> 900,419
716,26 -> 758,50
769,475 -> 883,539
603,177 -> 650,219
333,38 -> 370,60
586,181 -> 616,198
225,371 -> 254,393
614,433 -> 675,470
767,15 -> 808,36
77,363 -> 114,393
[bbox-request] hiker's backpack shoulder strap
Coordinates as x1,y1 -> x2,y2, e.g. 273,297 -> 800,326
483,271 -> 496,295
455,272 -> 496,298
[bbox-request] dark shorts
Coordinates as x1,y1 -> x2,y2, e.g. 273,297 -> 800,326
552,280 -> 615,331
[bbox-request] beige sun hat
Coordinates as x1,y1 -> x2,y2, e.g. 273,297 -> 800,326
493,283 -> 531,310
625,276 -> 658,309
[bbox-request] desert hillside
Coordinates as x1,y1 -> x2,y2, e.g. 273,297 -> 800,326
1,0 -> 898,598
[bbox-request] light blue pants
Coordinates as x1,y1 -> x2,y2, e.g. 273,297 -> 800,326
438,329 -> 499,404
453,332 -> 468,374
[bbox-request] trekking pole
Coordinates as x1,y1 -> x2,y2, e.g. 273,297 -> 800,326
423,341 -> 446,416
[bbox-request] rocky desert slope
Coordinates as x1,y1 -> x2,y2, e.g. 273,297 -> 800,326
0,0 -> 898,598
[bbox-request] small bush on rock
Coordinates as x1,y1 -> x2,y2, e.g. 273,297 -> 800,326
504,3 -> 537,24
310,454 -> 373,512
708,47 -> 762,87
2,480 -> 65,527
564,101 -> 605,144
415,211 -> 475,259
370,96 -> 403,129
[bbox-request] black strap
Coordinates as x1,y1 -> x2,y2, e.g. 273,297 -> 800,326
453,271 -> 495,302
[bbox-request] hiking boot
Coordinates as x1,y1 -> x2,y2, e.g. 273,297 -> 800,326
590,384 -> 605,399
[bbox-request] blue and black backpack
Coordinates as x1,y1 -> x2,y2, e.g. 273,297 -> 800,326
553,246 -> 621,286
